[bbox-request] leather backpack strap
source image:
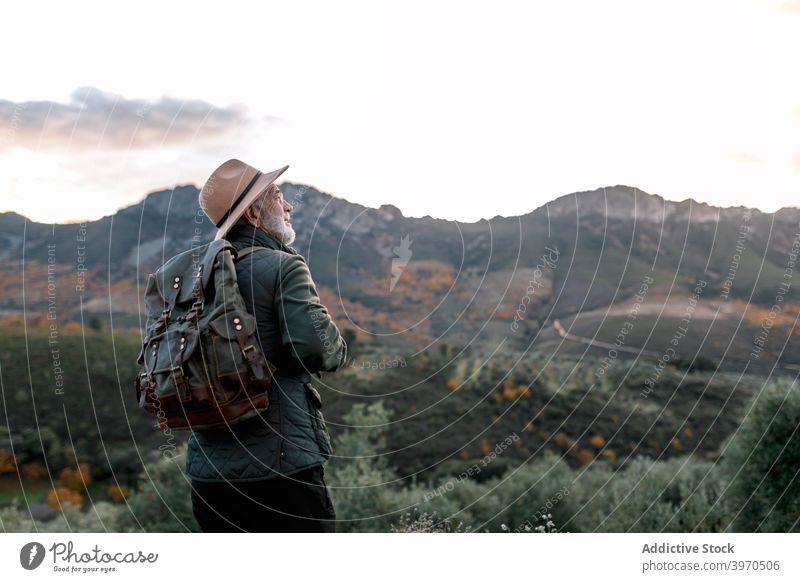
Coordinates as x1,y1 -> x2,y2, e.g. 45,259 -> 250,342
231,245 -> 276,382
138,341 -> 160,408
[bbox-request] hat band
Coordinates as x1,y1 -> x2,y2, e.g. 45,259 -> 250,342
214,171 -> 263,228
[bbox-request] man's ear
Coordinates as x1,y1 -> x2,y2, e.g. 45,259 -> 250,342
241,204 -> 260,228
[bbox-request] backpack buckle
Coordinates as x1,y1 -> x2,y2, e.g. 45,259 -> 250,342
240,345 -> 266,381
138,373 -> 156,408
186,300 -> 204,323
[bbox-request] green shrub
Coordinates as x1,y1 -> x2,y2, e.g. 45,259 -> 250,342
326,402 -> 418,532
454,452 -> 573,532
720,377 -> 800,532
113,444 -> 198,532
562,457 -> 728,532
0,501 -> 122,533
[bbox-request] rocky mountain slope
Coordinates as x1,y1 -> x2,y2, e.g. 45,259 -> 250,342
1,183 -> 798,368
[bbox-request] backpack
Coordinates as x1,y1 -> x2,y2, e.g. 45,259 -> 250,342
135,239 -> 276,431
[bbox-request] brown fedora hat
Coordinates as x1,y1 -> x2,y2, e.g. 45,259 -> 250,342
198,159 -> 289,240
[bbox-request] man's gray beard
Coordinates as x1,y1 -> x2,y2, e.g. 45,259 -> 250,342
263,214 -> 296,246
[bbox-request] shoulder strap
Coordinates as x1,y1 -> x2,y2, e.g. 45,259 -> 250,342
234,246 -> 268,262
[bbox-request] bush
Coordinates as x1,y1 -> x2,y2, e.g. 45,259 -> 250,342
720,377 -> 800,532
326,402 -> 417,532
113,444 -> 198,532
5,374 -> 795,533
450,452 -> 574,532
561,456 -> 728,533
0,501 -> 122,533
47,486 -> 84,509
390,509 -> 470,532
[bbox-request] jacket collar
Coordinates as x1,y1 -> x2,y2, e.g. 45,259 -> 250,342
224,222 -> 299,255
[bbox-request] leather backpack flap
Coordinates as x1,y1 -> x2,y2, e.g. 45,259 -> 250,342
208,310 -> 276,387
137,327 -> 201,409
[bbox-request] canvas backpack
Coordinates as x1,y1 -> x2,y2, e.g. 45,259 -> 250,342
135,239 -> 275,431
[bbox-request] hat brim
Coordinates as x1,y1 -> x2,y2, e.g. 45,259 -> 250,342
213,164 -> 290,240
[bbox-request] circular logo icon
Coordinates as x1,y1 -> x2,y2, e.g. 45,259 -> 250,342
20,542 -> 46,570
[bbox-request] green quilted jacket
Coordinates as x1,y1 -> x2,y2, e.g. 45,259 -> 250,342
185,222 -> 347,481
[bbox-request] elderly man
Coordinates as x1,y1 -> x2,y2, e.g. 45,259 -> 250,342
189,159 -> 347,532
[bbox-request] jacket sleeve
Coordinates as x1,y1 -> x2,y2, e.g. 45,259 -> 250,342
274,253 -> 348,373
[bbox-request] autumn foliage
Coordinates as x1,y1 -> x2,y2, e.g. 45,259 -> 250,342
500,378 -> 532,401
47,486 -> 84,509
58,463 -> 91,490
108,484 -> 131,503
575,449 -> 595,465
589,435 -> 606,448
46,463 -> 92,509
20,462 -> 48,479
0,447 -> 16,474
553,432 -> 576,448
601,449 -> 618,460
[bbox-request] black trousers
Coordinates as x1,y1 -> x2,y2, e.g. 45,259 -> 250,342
190,465 -> 336,532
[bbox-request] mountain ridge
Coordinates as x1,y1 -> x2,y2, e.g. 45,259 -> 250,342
1,180 -> 799,371
5,183 -> 798,227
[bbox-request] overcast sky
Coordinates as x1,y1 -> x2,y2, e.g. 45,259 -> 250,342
1,0 -> 799,223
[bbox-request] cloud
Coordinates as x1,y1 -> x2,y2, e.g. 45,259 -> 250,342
783,0 -> 800,12
0,86 -> 260,152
